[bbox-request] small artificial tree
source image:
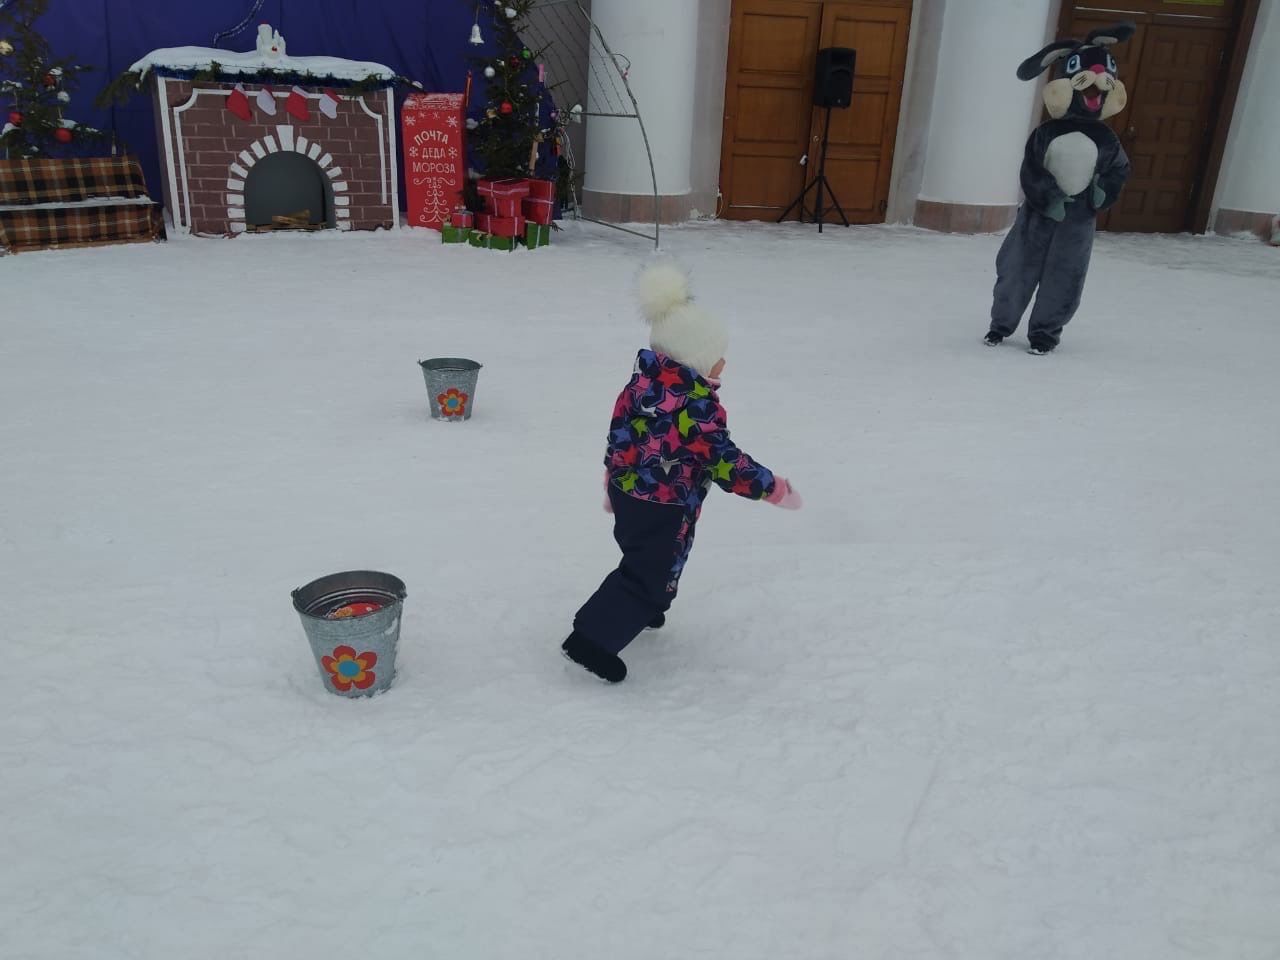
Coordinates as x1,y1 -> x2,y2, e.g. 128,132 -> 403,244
467,0 -> 570,196
0,0 -> 103,158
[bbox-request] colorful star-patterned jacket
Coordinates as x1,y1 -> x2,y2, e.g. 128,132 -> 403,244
605,350 -> 777,511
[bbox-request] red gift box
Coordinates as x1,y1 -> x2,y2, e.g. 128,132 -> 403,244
527,178 -> 556,201
477,177 -> 531,201
488,215 -> 525,238
401,93 -> 467,231
489,196 -> 523,218
522,197 -> 554,226
475,212 -> 493,233
451,209 -> 474,228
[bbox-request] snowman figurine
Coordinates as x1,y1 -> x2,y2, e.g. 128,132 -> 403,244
256,23 -> 287,61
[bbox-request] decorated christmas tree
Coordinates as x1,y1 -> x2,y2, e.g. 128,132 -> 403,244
0,0 -> 103,158
467,0 -> 572,201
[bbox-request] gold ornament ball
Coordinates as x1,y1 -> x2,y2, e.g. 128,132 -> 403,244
0,40 -> 14,56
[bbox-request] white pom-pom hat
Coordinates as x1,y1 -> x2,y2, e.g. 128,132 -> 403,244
636,259 -> 727,378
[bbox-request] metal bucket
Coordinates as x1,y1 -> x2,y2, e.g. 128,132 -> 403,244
292,571 -> 407,698
419,358 -> 482,421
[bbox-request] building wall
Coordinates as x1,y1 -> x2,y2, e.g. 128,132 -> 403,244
578,0 -> 1277,239
1212,0 -> 1280,238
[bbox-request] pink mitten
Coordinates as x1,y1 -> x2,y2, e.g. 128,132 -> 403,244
765,477 -> 803,510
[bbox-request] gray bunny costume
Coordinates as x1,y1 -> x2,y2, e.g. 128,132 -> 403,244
988,23 -> 1135,354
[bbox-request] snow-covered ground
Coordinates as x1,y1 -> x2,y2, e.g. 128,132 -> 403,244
1,221 -> 1277,960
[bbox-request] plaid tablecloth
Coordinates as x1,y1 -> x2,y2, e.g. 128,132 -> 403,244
0,156 -> 163,253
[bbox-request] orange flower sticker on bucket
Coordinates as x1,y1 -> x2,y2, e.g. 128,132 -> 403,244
321,645 -> 378,691
437,387 -> 469,417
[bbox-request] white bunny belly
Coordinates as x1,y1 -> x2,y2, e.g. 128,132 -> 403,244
1044,131 -> 1098,196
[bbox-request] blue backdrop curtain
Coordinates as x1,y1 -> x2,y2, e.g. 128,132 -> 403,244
32,0 -> 487,212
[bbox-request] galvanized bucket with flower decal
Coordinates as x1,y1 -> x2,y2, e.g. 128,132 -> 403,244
292,571 -> 406,698
419,358 -> 482,421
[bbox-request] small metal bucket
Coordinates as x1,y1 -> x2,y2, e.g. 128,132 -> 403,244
419,358 -> 482,421
292,571 -> 407,698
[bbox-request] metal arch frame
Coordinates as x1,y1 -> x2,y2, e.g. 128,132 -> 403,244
525,0 -> 660,249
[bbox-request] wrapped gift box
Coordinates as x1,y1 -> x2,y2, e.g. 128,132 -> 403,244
490,196 -> 523,217
477,177 -> 531,204
468,231 -> 516,251
488,215 -> 525,238
524,222 -> 551,249
527,178 -> 556,201
522,197 -> 554,226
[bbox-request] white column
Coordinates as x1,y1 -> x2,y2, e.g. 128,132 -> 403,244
689,0 -> 733,216
583,0 -> 699,198
919,0 -> 1057,206
1213,0 -> 1280,220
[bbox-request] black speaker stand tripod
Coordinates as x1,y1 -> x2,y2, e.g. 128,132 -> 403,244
777,106 -> 849,233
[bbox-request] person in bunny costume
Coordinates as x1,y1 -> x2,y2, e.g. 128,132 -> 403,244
986,22 -> 1135,355
562,260 -> 803,683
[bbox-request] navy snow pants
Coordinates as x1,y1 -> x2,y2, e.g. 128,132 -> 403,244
574,486 -> 697,655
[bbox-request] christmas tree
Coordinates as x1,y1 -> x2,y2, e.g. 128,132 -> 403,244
0,0 -> 103,158
467,0 -> 563,185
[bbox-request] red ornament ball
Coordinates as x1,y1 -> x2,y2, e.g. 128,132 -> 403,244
500,101 -> 514,115
54,127 -> 73,143
43,72 -> 57,87
7,110 -> 22,126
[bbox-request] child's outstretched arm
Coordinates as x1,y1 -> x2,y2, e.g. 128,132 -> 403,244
666,397 -> 797,505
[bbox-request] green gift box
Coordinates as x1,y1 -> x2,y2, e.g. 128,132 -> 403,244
442,224 -> 472,243
467,231 -> 515,251
524,223 -> 551,249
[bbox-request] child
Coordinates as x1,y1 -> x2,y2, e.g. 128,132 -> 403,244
562,261 -> 803,683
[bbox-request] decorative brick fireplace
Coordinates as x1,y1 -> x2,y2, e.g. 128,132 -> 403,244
150,78 -> 398,236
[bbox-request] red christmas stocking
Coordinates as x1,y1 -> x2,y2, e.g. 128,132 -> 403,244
226,84 -> 253,122
286,87 -> 311,122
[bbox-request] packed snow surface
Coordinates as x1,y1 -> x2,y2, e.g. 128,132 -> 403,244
1,221 -> 1277,960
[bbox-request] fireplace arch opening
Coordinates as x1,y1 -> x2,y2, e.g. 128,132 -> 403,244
243,152 -> 335,229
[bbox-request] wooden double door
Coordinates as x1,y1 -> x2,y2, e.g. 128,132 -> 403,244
1060,0 -> 1247,232
719,0 -> 912,223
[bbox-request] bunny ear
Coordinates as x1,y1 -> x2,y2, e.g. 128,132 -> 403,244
1016,40 -> 1078,81
1086,22 -> 1136,46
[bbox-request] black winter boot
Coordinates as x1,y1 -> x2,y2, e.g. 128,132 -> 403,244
561,632 -> 627,683
1027,335 -> 1056,356
983,331 -> 1005,346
